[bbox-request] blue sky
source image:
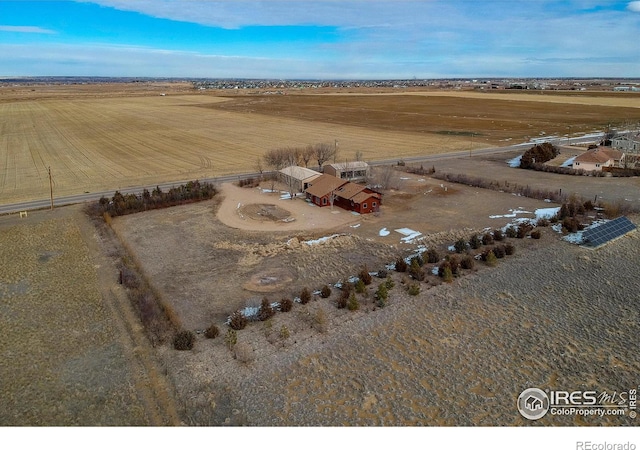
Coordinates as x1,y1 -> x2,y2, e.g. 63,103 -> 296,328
1,0 -> 639,78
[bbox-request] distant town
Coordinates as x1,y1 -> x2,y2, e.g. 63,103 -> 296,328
1,76 -> 640,92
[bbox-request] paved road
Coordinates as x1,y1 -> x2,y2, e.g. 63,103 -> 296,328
0,135 -> 603,216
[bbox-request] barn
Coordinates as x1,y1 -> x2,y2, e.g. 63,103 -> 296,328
324,161 -> 370,182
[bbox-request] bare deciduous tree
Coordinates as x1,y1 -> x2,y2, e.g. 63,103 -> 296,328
301,145 -> 315,168
314,142 -> 336,169
372,165 -> 399,190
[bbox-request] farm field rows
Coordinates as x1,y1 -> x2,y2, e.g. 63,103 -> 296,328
3,85 -> 640,206
211,92 -> 640,143
0,93 -> 474,205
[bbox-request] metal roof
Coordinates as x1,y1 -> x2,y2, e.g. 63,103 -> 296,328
279,166 -> 322,181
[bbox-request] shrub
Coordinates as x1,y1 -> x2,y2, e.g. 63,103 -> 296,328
279,297 -> 293,312
204,324 -> 220,339
454,238 -> 468,253
376,268 -> 388,279
537,218 -> 550,227
519,142 -> 559,169
442,266 -> 453,283
426,248 -> 440,264
258,297 -> 276,321
562,217 -> 581,233
279,325 -> 290,340
448,255 -> 461,276
313,308 -> 329,333
482,232 -> 494,246
583,200 -> 594,211
395,258 -> 407,272
469,234 -> 482,250
505,226 -> 517,238
409,258 -> 425,281
336,292 -> 348,309
359,266 -> 373,285
531,229 -> 542,239
376,283 -> 388,301
299,287 -> 312,305
336,286 -> 350,309
438,260 -> 450,278
375,283 -> 388,308
493,229 -> 505,242
461,255 -> 475,270
320,285 -> 332,298
411,254 -> 424,267
493,245 -> 506,259
517,222 -> 533,239
173,330 -> 196,350
385,277 -> 395,290
485,250 -> 498,267
407,283 -> 420,296
504,243 -> 515,255
347,292 -> 360,311
224,329 -> 237,349
229,311 -> 248,330
355,279 -> 367,294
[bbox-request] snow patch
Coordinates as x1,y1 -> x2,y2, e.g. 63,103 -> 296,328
303,234 -> 344,246
535,207 -> 560,220
395,228 -> 422,243
507,155 -> 522,168
489,208 -> 532,219
379,228 -> 391,236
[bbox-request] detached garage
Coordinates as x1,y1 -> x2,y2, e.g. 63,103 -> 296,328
279,166 -> 322,192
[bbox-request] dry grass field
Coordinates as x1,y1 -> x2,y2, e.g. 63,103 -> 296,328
2,83 -> 640,206
211,91 -> 640,144
109,174 -> 639,426
2,83 -> 640,427
0,205 -> 181,426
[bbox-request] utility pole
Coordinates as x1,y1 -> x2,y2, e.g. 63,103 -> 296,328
48,166 -> 54,210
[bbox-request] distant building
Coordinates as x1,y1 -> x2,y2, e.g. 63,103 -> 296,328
573,147 -> 622,171
612,134 -> 640,154
323,161 -> 370,182
278,166 -> 321,192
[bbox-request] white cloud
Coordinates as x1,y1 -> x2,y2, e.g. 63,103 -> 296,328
627,1 -> 640,12
77,0 -> 440,29
0,25 -> 56,34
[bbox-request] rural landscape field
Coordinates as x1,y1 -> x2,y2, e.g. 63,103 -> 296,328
2,82 -> 640,205
1,81 -> 639,427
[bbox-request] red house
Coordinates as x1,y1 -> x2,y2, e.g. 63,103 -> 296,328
305,174 -> 382,214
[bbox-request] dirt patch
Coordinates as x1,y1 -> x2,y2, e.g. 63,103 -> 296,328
240,203 -> 292,222
243,267 -> 296,293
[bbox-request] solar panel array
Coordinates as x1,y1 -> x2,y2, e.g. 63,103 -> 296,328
582,216 -> 637,248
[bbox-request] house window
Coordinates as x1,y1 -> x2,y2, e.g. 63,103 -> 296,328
372,202 -> 377,208
322,197 -> 327,205
363,202 -> 367,209
596,164 -> 600,168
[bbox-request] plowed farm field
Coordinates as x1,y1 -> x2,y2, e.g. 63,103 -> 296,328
2,84 -> 640,205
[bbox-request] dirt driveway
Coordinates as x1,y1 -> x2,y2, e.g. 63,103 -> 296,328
216,182 -> 361,232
